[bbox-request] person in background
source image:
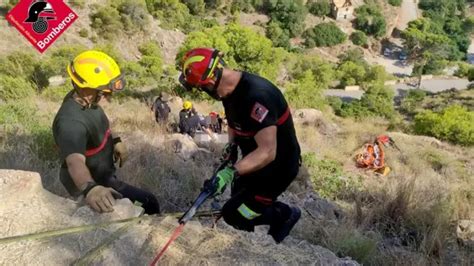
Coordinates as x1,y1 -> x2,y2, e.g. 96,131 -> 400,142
151,92 -> 171,125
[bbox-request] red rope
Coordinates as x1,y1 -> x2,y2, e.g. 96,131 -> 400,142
149,223 -> 185,266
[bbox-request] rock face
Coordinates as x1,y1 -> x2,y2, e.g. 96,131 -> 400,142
0,169 -> 359,265
293,109 -> 340,135
457,220 -> 474,248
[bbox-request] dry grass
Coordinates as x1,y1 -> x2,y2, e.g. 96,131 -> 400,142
295,109 -> 473,264
1,95 -> 472,264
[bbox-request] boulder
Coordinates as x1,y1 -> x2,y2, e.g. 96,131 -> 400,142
164,133 -> 210,160
457,220 -> 474,247
293,109 -> 340,135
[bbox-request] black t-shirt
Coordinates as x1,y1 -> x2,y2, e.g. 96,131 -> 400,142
223,72 -> 301,176
52,91 -> 115,193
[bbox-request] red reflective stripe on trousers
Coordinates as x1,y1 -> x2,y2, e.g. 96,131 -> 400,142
255,195 -> 273,205
85,128 -> 111,157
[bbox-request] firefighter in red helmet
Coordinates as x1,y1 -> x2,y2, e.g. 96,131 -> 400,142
179,48 -> 302,243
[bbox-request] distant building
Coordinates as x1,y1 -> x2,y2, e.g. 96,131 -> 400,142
331,0 -> 354,20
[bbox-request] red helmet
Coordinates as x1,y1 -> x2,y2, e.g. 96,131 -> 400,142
179,48 -> 226,94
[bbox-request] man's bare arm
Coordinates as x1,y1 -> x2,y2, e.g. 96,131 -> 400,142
65,153 -> 94,190
234,126 -> 277,175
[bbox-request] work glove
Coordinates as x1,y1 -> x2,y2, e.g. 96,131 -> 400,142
113,137 -> 128,167
220,143 -> 238,164
203,166 -> 237,196
85,185 -> 123,213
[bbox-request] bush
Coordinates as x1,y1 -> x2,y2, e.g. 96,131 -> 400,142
146,0 -> 197,32
78,28 -> 88,38
304,22 -> 347,47
284,70 -> 326,109
0,75 -> 36,102
182,0 -> 205,15
454,62 -> 472,78
302,153 -> 360,199
388,0 -> 402,6
413,105 -> 474,146
0,51 -> 37,78
469,67 -> 474,82
400,89 -> 427,114
41,83 -> 72,102
308,0 -> 331,17
177,24 -> 286,82
339,84 -> 395,119
290,55 -> 336,88
355,5 -> 386,38
337,61 -> 366,86
117,1 -> 150,32
350,31 -> 368,46
266,0 -> 307,37
90,5 -> 122,40
266,22 -> 291,49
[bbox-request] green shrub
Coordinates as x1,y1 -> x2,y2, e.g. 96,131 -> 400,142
146,0 -> 195,31
266,22 -> 291,49
0,99 -> 37,131
308,0 -> 331,17
302,153 -> 360,199
78,28 -> 88,38
413,105 -> 474,146
333,230 -> 378,264
0,75 -> 36,101
337,61 -> 366,86
117,1 -> 150,32
284,70 -> 326,109
400,89 -> 427,114
350,31 -> 368,46
304,22 -> 347,47
339,84 -> 395,119
177,24 -> 286,82
290,55 -> 336,88
266,0 -> 307,37
90,5 -> 122,40
468,66 -> 474,81
41,83 -> 72,102
355,5 -> 386,38
454,62 -> 472,78
0,51 -> 37,78
387,0 -> 402,6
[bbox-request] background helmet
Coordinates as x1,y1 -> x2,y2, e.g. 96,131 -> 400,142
67,50 -> 125,93
183,100 -> 193,110
179,48 -> 226,92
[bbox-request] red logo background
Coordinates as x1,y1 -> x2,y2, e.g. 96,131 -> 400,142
6,0 -> 78,53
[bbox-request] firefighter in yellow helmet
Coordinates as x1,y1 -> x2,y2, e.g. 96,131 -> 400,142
53,50 -> 160,214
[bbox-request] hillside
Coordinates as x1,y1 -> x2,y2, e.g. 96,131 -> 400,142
1,0 -> 473,265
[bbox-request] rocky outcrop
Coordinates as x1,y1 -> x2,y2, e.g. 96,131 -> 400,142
0,169 -> 359,265
293,109 -> 340,135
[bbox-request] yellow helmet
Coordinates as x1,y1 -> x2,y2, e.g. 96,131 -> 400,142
67,50 -> 125,93
183,100 -> 192,110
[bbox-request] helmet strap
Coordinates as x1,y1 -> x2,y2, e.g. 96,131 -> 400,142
201,67 -> 223,100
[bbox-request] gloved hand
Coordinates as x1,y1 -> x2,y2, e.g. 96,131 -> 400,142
113,137 -> 128,167
220,143 -> 238,164
204,166 -> 237,196
85,185 -> 123,213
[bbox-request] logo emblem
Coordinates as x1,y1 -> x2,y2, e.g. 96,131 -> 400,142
6,0 -> 78,53
250,102 -> 269,123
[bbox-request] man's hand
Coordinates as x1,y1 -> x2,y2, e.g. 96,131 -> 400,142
113,138 -> 128,167
204,166 -> 237,196
85,185 -> 123,213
